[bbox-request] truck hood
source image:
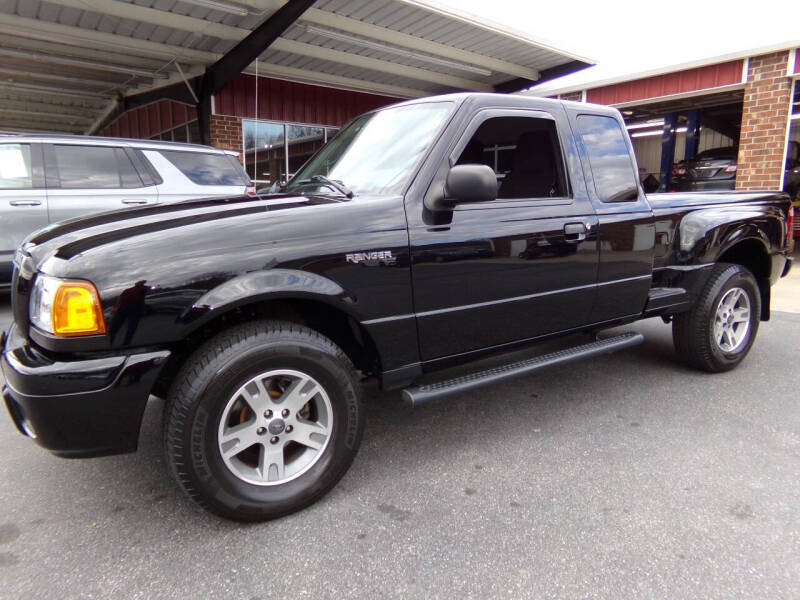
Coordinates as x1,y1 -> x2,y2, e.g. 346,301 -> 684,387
22,193 -> 346,269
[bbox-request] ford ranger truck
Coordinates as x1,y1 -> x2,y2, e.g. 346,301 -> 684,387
1,94 -> 793,521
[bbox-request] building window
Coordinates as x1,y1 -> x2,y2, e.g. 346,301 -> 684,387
150,120 -> 200,144
242,119 -> 338,186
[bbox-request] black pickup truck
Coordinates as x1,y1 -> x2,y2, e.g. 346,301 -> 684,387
1,94 -> 793,521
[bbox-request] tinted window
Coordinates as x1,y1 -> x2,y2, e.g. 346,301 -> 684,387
0,144 -> 33,189
160,150 -> 249,186
456,116 -> 566,199
53,145 -> 128,189
577,115 -> 638,202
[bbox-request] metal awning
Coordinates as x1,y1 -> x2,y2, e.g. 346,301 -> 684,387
0,0 -> 591,135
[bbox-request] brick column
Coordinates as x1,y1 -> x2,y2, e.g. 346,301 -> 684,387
736,51 -> 793,190
209,115 -> 243,163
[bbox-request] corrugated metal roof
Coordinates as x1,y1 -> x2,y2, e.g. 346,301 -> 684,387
0,0 -> 591,134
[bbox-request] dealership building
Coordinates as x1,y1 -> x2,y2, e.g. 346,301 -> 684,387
0,0 -> 591,186
2,2 -> 797,199
526,44 -> 800,195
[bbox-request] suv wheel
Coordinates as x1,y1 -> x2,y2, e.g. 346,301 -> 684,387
672,263 -> 761,372
164,320 -> 364,521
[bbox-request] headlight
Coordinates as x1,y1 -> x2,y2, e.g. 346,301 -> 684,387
30,275 -> 106,337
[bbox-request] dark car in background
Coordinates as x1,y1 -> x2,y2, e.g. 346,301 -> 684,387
671,146 -> 739,191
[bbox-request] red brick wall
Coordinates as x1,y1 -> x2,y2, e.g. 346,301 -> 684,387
736,51 -> 793,190
210,115 -> 243,162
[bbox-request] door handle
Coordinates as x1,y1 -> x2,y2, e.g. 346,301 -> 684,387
9,200 -> 42,206
564,222 -> 588,243
122,199 -> 149,205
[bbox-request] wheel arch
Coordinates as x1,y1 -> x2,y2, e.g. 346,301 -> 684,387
153,271 -> 382,397
715,236 -> 772,320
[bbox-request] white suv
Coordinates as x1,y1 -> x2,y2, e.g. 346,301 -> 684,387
0,135 -> 252,286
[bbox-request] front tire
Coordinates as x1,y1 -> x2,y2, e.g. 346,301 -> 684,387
672,263 -> 761,372
164,321 -> 364,521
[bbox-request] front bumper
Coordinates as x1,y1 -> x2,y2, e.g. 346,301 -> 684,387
1,324 -> 170,458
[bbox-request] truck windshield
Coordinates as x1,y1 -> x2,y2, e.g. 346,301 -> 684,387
284,101 -> 454,197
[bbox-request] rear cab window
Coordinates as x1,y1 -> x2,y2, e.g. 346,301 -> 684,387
576,115 -> 639,202
159,150 -> 250,186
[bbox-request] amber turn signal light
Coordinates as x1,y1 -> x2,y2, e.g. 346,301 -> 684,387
51,282 -> 106,337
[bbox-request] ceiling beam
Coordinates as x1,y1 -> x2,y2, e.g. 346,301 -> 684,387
0,47 -> 168,80
122,60 -> 429,117
191,0 -> 542,79
271,38 -> 490,91
0,99 -> 99,118
0,125 -> 78,134
0,81 -> 115,100
0,67 -> 121,89
299,8 -> 539,80
0,35 -> 178,72
0,118 -> 82,133
0,108 -> 93,124
203,0 -> 317,96
0,14 -> 213,64
241,63 -> 431,98
0,89 -> 109,107
86,98 -> 122,136
43,0 -> 520,86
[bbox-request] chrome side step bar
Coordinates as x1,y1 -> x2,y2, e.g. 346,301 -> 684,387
402,332 -> 644,407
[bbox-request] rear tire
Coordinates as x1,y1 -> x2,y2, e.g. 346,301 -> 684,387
164,320 -> 364,521
672,263 -> 760,372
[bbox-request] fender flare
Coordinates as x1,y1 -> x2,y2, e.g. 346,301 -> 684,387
179,269 -> 360,333
677,206 -> 780,264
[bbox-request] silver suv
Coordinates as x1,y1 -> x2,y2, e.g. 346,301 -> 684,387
0,135 -> 252,286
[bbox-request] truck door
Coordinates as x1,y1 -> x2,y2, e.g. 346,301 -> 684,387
566,110 -> 655,323
407,107 -> 599,361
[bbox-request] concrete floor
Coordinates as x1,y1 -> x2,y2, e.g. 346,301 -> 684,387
1,286 -> 800,599
770,247 -> 800,313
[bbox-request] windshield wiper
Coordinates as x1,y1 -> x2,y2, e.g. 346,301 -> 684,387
294,175 -> 354,198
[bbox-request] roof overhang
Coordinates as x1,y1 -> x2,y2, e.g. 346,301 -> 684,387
524,39 -> 800,100
0,0 -> 592,135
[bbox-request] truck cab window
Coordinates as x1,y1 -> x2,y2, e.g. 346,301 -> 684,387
456,116 -> 566,199
576,115 -> 639,202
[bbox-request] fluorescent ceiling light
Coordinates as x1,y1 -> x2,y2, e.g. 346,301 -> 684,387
626,120 -> 664,130
179,0 -> 249,17
304,24 -> 492,77
630,126 -> 689,138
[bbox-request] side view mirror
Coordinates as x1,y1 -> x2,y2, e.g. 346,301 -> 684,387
446,164 -> 497,204
424,164 -> 497,212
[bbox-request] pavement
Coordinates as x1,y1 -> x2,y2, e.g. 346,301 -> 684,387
1,289 -> 799,600
771,247 -> 800,312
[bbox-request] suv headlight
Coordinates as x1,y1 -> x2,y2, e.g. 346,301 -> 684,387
30,275 -> 106,337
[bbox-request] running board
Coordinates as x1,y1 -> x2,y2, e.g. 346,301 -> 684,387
402,332 -> 644,407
